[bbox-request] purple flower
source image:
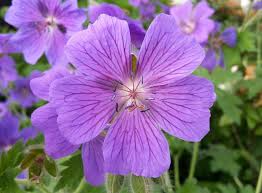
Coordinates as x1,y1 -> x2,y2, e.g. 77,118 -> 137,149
170,0 -> 215,44
129,0 -> 149,7
253,1 -> 262,10
0,34 -> 18,89
10,72 -> 40,108
202,25 -> 237,72
48,14 -> 215,177
5,0 -> 86,65
88,3 -> 145,48
31,66 -> 105,186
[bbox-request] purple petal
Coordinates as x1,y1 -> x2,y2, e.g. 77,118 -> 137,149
20,127 -> 38,143
82,136 -> 105,186
0,113 -> 20,149
201,49 -> 217,72
45,29 -> 68,66
30,66 -> 70,101
170,1 -> 193,24
192,18 -> 215,44
65,14 -> 131,81
0,34 -> 20,54
31,104 -> 79,159
218,48 -> 225,68
49,75 -> 115,145
194,1 -> 215,20
220,27 -> 237,47
0,55 -> 17,88
137,14 -> 205,87
11,23 -> 47,64
253,1 -> 262,10
149,75 -> 216,142
127,19 -> 145,48
104,110 -> 170,177
129,0 -> 149,7
88,3 -> 126,23
5,0 -> 45,27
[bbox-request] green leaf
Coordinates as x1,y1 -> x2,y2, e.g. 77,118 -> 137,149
216,89 -> 242,124
223,46 -> 241,67
106,174 -> 125,193
177,179 -> 210,193
237,30 -> 256,52
239,185 -> 255,193
0,141 -> 24,175
130,175 -> 156,193
206,145 -> 240,177
44,156 -> 57,177
217,184 -> 236,193
21,147 -> 44,170
0,169 -> 25,193
55,152 -> 84,191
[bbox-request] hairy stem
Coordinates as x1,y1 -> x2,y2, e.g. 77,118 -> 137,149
255,162 -> 262,193
188,143 -> 200,180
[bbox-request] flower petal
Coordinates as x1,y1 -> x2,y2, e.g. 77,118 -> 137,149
5,0 -> 45,27
82,136 -> 105,186
192,18 -> 214,43
170,1 -> 193,24
220,27 -> 237,47
11,24 -> 47,64
104,110 -> 170,177
137,14 -> 205,86
49,75 -> 115,145
0,55 -> 17,88
30,66 -> 70,101
201,49 -> 217,72
65,14 -> 131,82
149,75 -> 216,142
194,1 -> 214,20
31,104 -> 79,159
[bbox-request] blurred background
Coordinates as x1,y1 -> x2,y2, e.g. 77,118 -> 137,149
0,0 -> 261,193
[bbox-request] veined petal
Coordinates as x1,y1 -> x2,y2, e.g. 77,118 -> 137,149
148,75 -> 216,142
104,110 -> 170,177
65,14 -> 131,82
201,49 -> 217,72
30,66 -> 70,101
170,1 -> 193,24
5,0 -> 45,27
137,14 -> 205,87
31,104 -> 80,159
82,136 -> 105,186
49,75 -> 115,145
192,18 -> 214,44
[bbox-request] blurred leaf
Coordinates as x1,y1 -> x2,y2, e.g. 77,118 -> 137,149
240,185 -> 255,193
216,89 -> 242,124
106,174 -> 125,193
44,157 -> 57,177
223,46 -> 241,67
237,30 -> 256,52
0,169 -> 24,193
55,152 -> 84,191
21,147 -> 44,170
206,145 -> 240,177
177,179 -> 210,193
0,141 -> 24,176
217,184 -> 236,193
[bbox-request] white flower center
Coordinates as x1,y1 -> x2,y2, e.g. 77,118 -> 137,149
180,20 -> 196,34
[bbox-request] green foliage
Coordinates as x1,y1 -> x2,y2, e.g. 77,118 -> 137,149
106,174 -> 125,193
177,179 -> 210,193
54,152 -> 84,192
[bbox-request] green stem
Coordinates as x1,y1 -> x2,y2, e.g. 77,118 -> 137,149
233,176 -> 243,189
188,143 -> 200,180
162,172 -> 173,193
73,178 -> 86,193
257,21 -> 261,68
255,162 -> 262,193
15,179 -> 51,193
174,151 -> 181,188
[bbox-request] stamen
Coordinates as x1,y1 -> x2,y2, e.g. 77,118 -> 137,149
115,103 -> 119,112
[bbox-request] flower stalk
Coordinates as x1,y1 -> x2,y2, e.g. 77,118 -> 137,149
255,162 -> 262,193
188,143 -> 200,180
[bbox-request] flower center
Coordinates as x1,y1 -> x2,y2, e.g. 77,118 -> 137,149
180,20 -> 196,34
45,16 -> 67,33
113,77 -> 151,113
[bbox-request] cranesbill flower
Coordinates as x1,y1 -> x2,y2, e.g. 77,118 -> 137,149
88,3 -> 145,48
5,0 -> 86,65
170,0 -> 215,44
253,1 -> 262,10
31,66 -> 105,186
0,34 -> 18,89
49,14 -> 216,177
10,72 -> 40,108
202,24 -> 237,72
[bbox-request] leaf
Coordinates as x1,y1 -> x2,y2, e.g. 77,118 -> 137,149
0,141 -> 24,176
130,175 -> 154,193
106,174 -> 125,193
206,145 -> 240,177
21,147 -> 44,170
177,179 -> 210,193
223,46 -> 241,67
44,156 -> 57,177
216,89 -> 242,124
237,30 -> 256,52
55,152 -> 84,191
0,169 -> 25,193
217,184 -> 236,193
239,185 -> 255,193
